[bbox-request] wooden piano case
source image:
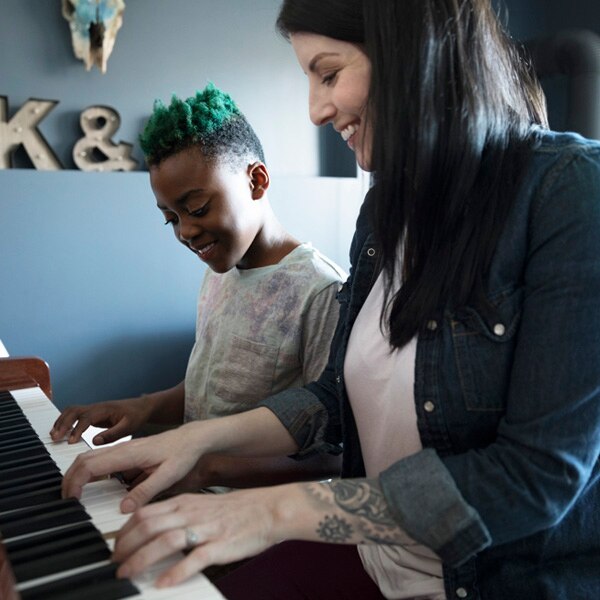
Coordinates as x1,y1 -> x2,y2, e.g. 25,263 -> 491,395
0,357 -> 52,400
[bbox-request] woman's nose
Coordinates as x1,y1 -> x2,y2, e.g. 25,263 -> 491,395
309,88 -> 335,126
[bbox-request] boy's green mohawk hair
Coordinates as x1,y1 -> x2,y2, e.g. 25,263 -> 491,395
139,82 -> 265,167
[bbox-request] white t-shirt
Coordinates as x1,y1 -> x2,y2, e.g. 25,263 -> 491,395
184,243 -> 345,421
344,270 -> 446,600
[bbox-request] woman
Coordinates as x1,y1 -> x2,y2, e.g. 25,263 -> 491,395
62,1 -> 600,598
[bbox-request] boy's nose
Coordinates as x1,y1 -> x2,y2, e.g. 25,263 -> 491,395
177,218 -> 201,244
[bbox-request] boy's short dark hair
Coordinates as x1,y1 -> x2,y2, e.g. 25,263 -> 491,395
139,82 -> 265,168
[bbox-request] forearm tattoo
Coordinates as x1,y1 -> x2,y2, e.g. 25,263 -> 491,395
305,478 -> 401,544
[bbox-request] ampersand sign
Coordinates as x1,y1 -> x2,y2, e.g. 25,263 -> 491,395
73,105 -> 138,171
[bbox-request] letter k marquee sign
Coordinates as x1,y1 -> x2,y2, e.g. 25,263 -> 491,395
0,97 -> 62,170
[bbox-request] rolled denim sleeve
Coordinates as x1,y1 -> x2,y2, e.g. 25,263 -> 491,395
259,386 -> 342,456
380,449 -> 491,566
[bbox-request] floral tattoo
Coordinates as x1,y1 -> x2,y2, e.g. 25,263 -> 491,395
305,478 -> 401,544
316,515 -> 354,542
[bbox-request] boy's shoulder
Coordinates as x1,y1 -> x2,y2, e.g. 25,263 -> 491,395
200,243 -> 346,298
282,243 -> 347,285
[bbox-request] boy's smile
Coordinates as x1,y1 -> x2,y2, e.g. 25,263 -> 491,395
150,147 -> 268,273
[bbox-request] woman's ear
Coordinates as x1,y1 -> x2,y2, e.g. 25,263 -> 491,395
248,162 -> 270,199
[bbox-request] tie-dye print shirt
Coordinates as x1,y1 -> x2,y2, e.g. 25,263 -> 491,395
184,243 -> 345,422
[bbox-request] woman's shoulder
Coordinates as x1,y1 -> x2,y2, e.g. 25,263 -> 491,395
519,128 -> 600,208
529,128 -> 600,166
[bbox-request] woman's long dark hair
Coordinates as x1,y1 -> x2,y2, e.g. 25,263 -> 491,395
278,0 -> 548,349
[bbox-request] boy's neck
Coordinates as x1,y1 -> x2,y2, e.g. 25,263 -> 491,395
238,209 -> 300,270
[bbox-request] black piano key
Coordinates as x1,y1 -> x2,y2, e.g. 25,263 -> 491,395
7,522 -> 112,582
18,563 -> 139,600
6,520 -> 98,555
0,399 -> 25,413
0,398 -> 20,408
0,444 -> 50,463
0,408 -> 29,419
1,448 -> 51,470
0,426 -> 38,444
0,436 -> 45,453
0,472 -> 62,497
0,425 -> 39,443
1,456 -> 60,477
0,482 -> 63,513
0,407 -> 27,419
0,423 -> 32,436
13,541 -> 112,584
1,460 -> 62,491
0,497 -> 91,539
0,391 -> 19,406
0,466 -> 63,491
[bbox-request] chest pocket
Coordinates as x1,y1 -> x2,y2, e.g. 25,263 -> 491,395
450,288 -> 523,411
213,335 -> 279,409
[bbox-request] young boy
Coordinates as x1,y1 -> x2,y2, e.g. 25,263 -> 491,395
51,83 -> 345,487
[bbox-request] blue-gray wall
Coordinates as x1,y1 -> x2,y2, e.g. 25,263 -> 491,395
1,1 -> 598,409
0,0 -> 346,408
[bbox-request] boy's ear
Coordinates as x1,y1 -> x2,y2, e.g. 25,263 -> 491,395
248,162 -> 270,200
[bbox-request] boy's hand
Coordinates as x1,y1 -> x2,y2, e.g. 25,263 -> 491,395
50,397 -> 151,445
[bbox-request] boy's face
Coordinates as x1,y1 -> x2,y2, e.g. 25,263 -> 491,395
151,147 -> 264,273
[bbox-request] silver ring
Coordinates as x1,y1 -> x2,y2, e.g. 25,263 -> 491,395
184,527 -> 199,550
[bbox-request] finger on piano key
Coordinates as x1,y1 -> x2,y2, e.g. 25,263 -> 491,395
79,479 -> 131,535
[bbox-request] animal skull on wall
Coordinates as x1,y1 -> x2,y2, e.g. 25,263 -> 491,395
62,0 -> 125,73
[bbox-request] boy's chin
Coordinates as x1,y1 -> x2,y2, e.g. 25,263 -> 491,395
203,258 -> 237,274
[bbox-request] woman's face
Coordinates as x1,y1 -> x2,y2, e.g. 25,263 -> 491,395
290,32 -> 372,171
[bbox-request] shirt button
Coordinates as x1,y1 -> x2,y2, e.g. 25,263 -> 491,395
456,588 -> 468,598
424,401 -> 435,413
493,323 -> 505,336
426,320 -> 438,331
367,247 -> 376,257
336,375 -> 342,384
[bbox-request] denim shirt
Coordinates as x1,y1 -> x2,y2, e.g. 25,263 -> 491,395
261,129 -> 600,600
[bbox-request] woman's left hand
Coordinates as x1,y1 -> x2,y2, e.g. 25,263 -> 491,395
113,486 -> 288,588
113,476 -> 415,588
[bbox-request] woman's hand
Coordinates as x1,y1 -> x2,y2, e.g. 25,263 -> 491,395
111,476 -> 418,588
62,407 -> 301,512
50,396 -> 153,445
113,486 -> 295,588
62,422 -> 208,512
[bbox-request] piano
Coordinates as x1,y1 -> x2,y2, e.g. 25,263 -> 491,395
0,356 -> 225,599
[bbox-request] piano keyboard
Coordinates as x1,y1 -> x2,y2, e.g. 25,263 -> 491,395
1,387 -> 225,599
